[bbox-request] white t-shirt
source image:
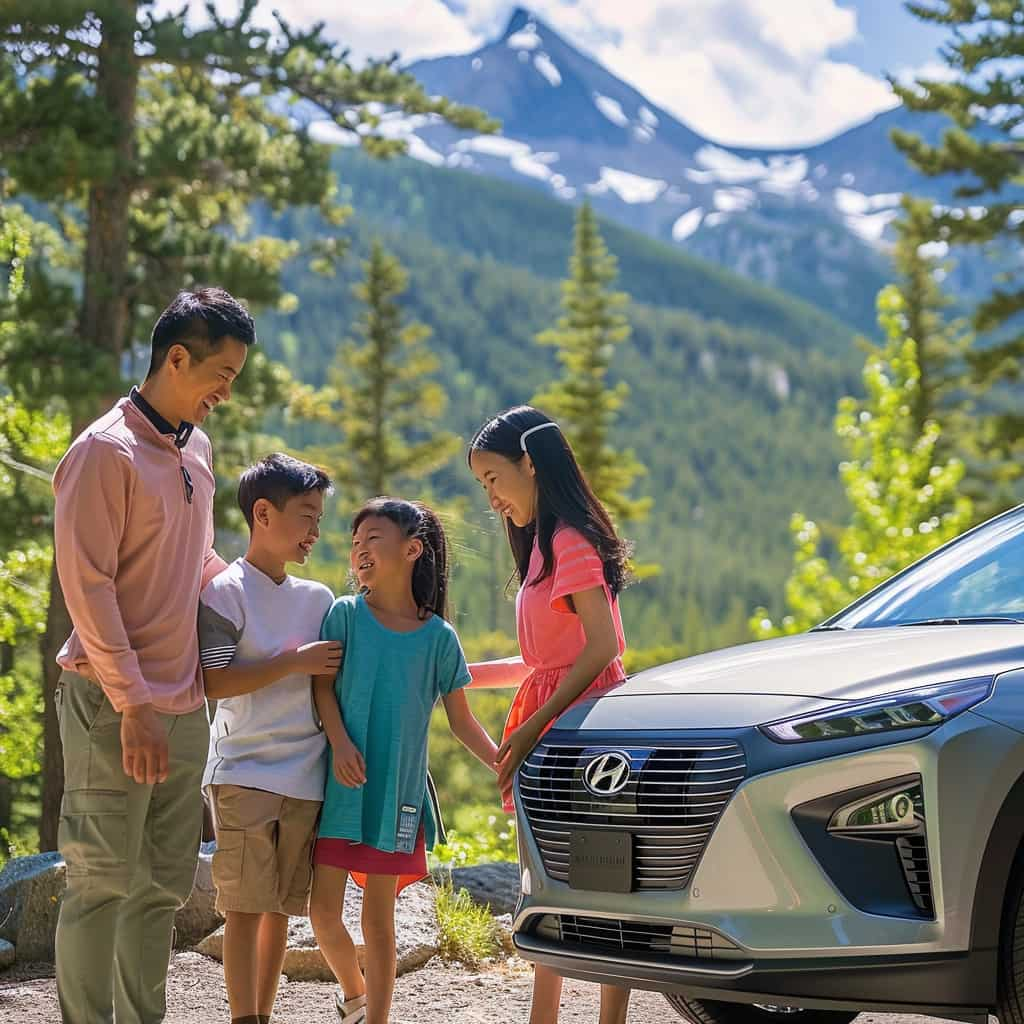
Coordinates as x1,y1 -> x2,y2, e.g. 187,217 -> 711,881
199,558 -> 334,801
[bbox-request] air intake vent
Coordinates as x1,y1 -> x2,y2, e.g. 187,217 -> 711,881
531,914 -> 743,960
897,833 -> 933,915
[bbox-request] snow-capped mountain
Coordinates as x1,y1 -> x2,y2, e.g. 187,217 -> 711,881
373,8 -> 975,330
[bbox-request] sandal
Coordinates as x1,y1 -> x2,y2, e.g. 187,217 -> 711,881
336,991 -> 367,1024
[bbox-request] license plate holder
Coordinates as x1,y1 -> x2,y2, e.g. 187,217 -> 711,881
568,829 -> 632,893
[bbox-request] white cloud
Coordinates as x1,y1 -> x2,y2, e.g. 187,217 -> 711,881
155,0 -> 482,62
156,0 -> 901,147
460,0 -> 901,147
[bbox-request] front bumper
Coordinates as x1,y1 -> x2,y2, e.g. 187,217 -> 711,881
511,710 -> 1024,1017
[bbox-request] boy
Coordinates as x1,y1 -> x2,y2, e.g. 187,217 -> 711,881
199,453 -> 340,1024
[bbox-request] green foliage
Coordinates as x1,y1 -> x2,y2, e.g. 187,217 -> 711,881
752,286 -> 974,637
533,202 -> 650,524
892,1 -> 1024,504
431,810 -> 518,868
294,241 -> 458,499
0,665 -> 44,781
433,879 -> 502,966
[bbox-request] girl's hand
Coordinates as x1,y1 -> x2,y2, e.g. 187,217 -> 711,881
495,724 -> 540,796
332,738 -> 367,788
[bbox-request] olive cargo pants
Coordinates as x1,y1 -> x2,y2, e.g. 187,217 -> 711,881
54,671 -> 209,1024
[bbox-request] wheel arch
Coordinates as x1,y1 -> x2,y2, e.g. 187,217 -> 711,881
968,768 -> 1024,1005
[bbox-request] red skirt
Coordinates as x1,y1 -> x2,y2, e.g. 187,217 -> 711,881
313,828 -> 427,895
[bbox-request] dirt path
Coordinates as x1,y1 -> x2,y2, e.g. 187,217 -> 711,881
0,953 -> 948,1024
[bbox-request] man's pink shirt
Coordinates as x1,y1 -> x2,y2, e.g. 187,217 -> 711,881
53,397 -> 226,713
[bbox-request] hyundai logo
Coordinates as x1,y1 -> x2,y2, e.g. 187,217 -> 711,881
582,751 -> 632,796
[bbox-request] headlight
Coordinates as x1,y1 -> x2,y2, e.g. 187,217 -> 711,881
760,676 -> 993,743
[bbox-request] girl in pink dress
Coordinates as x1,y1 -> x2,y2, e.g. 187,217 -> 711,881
468,405 -> 633,1024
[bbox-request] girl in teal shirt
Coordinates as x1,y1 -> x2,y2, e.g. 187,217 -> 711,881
310,498 -> 498,1024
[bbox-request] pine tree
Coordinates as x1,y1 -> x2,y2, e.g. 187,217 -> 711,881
751,286 -> 973,638
299,241 -> 458,499
1,0 -> 494,847
892,196 -> 971,436
533,202 -> 650,524
891,1 -> 1024,500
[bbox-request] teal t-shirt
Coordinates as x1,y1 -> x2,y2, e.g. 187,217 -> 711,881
317,594 -> 472,853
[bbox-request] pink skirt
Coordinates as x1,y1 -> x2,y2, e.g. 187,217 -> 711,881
313,828 -> 427,895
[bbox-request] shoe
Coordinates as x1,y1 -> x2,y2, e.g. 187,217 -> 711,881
336,990 -> 367,1024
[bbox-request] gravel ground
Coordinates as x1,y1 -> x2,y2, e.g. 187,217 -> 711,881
0,953 -> 954,1024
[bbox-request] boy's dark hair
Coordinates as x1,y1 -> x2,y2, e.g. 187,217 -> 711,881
352,497 -> 450,621
238,453 -> 333,530
469,405 -> 632,597
147,287 -> 257,378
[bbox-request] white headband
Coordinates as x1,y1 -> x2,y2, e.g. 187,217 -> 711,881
520,421 -> 560,452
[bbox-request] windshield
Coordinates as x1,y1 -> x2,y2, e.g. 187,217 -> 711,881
827,507 -> 1024,629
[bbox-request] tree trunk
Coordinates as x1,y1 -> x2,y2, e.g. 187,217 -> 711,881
38,0 -> 139,851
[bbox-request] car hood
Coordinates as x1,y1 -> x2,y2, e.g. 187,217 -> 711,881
612,625 -> 1024,702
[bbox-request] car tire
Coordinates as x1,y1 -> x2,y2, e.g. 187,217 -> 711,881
663,995 -> 858,1024
998,862 -> 1024,1024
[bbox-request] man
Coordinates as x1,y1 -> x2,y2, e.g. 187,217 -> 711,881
52,287 -> 255,1024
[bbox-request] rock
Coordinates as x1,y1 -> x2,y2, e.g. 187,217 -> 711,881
0,843 -> 221,963
0,853 -> 66,961
0,938 -> 14,970
173,848 -> 222,949
433,861 -> 521,917
493,913 -> 516,956
197,879 -> 440,981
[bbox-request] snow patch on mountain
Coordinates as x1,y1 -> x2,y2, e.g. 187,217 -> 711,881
639,105 -> 659,128
833,189 -> 902,215
594,93 -> 629,128
507,23 -> 541,50
592,167 -> 667,203
407,136 -> 446,167
672,208 -> 704,241
534,53 -> 561,86
714,187 -> 756,212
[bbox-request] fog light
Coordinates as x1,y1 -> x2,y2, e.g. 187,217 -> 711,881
828,781 -> 922,835
521,867 -> 532,895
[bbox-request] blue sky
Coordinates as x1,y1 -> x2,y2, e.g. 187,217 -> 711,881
168,1 -> 955,148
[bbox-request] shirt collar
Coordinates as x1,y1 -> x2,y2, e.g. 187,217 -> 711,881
129,387 -> 194,449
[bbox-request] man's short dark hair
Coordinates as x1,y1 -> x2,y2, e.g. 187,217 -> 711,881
147,287 -> 257,378
237,453 -> 333,531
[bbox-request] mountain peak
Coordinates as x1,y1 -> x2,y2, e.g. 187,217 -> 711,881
501,7 -> 538,41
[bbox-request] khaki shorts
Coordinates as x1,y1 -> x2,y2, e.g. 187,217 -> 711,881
210,784 -> 321,917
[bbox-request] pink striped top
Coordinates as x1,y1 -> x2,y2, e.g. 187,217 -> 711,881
515,526 -> 626,684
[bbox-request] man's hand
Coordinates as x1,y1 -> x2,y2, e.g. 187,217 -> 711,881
121,703 -> 168,785
294,641 -> 343,676
332,737 -> 367,788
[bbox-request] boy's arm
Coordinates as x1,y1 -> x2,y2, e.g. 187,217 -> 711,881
198,589 -> 340,698
313,673 -> 366,786
204,642 -> 339,699
442,689 -> 499,772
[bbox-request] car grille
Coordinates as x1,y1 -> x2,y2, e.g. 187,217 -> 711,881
897,833 -> 934,915
518,740 -> 746,891
530,913 -> 743,960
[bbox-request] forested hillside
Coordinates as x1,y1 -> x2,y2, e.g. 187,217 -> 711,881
247,151 -> 861,652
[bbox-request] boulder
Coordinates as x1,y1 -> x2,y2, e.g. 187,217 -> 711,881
0,853 -> 65,962
197,879 -> 440,981
434,861 -> 521,917
0,938 -> 14,970
0,843 -> 222,964
173,846 -> 222,949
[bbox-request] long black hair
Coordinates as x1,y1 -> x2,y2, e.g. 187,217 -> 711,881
351,497 -> 450,621
469,406 -> 632,596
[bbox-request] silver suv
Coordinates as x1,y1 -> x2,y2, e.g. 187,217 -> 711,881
511,504 -> 1024,1024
